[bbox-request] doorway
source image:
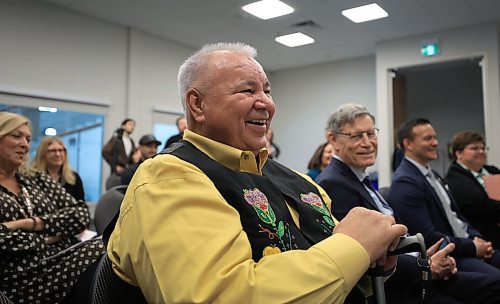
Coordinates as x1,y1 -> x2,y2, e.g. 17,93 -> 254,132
391,57 -> 484,175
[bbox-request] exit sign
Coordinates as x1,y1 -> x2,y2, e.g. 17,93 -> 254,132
421,42 -> 439,57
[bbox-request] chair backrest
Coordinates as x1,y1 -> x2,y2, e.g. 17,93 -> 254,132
105,174 -> 122,190
94,185 -> 127,235
90,254 -> 147,304
378,186 -> 390,202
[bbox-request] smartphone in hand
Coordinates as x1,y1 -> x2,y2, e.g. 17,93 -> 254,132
438,236 -> 451,251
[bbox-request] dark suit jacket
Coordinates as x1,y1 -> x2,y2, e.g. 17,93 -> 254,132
62,171 -> 85,202
445,162 -> 500,246
120,161 -> 141,186
163,133 -> 182,150
317,158 -> 393,220
388,158 -> 480,258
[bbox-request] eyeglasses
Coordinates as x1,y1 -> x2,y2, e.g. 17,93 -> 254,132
335,128 -> 379,142
465,145 -> 489,152
47,148 -> 66,154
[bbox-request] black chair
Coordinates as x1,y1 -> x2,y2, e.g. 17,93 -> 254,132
94,185 -> 127,235
105,174 -> 122,190
378,186 -> 390,201
90,253 -> 147,304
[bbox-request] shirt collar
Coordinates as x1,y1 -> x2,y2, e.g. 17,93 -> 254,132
405,156 -> 430,176
334,155 -> 368,182
456,161 -> 488,177
183,129 -> 268,174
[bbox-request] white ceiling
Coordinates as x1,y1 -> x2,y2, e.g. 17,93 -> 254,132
41,0 -> 500,72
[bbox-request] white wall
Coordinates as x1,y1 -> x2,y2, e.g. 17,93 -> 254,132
0,0 -> 194,183
2,1 -> 499,190
0,0 -> 128,129
404,63 -> 484,176
0,0 -> 129,183
127,29 -> 193,140
270,56 -> 376,173
376,23 -> 500,186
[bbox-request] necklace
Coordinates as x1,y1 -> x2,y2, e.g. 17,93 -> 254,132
18,186 -> 34,218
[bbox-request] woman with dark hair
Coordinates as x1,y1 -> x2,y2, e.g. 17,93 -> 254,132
306,142 -> 334,180
0,112 -> 104,304
31,136 -> 85,201
445,131 -> 500,247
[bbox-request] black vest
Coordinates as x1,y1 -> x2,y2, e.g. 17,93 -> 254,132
164,141 -> 335,261
101,140 -> 365,303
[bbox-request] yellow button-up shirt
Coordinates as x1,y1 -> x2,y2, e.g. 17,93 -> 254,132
108,130 -> 370,303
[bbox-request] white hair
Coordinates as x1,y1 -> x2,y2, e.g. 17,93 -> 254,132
177,42 -> 258,113
326,103 -> 375,133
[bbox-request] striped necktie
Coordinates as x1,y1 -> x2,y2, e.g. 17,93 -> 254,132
362,177 -> 393,213
426,170 -> 468,238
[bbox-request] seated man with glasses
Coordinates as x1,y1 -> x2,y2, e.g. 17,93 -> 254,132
316,104 -> 500,303
445,131 -> 500,248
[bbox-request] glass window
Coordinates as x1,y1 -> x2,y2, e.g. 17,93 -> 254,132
152,111 -> 184,152
0,104 -> 104,202
154,123 -> 178,151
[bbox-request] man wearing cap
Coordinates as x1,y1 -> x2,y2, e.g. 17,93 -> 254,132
120,134 -> 161,186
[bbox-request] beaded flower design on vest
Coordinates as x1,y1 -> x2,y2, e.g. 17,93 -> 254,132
300,192 -> 335,231
243,188 -> 289,256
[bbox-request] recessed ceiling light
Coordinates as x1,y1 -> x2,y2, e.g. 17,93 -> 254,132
38,106 -> 58,113
341,3 -> 388,23
242,0 -> 294,20
275,32 -> 315,47
45,127 -> 57,136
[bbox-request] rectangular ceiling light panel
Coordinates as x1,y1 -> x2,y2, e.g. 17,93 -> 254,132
275,32 -> 315,47
341,3 -> 388,23
242,0 -> 294,20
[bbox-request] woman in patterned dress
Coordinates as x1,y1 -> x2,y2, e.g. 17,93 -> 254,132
31,136 -> 85,202
0,112 -> 104,304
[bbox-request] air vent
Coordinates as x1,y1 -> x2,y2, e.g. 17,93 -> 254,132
291,20 -> 322,29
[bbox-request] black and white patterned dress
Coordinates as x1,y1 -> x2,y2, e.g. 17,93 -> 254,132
0,171 -> 104,304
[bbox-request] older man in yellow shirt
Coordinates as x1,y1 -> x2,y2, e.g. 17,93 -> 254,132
108,42 -> 406,304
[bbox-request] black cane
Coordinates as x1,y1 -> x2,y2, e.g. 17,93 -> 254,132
370,233 -> 427,304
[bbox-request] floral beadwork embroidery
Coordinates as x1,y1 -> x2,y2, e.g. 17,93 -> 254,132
243,188 -> 275,223
300,192 -> 335,229
243,188 -> 291,253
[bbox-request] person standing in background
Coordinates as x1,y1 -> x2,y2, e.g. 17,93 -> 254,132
32,136 -> 85,202
121,134 -> 161,186
102,118 -> 136,175
163,116 -> 187,149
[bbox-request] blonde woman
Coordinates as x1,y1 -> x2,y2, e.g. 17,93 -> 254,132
32,136 -> 84,201
0,112 -> 104,304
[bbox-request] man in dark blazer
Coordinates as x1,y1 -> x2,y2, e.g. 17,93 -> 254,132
389,119 -> 500,277
163,116 -> 187,150
317,105 -> 500,304
445,131 -> 500,247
